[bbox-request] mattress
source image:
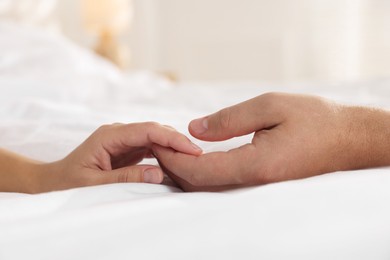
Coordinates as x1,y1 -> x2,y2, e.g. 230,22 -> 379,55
1,22 -> 390,260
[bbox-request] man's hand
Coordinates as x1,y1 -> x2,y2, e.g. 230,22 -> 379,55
31,122 -> 202,193
154,93 -> 390,191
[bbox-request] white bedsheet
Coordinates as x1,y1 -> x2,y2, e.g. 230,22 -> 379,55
1,22 -> 390,260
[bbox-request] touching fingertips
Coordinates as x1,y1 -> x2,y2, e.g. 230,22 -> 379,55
143,168 -> 163,184
190,142 -> 203,154
190,117 -> 208,135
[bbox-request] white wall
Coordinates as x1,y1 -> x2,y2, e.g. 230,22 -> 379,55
56,0 -> 390,82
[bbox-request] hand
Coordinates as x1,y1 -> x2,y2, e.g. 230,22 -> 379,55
33,122 -> 202,193
154,93 -> 390,191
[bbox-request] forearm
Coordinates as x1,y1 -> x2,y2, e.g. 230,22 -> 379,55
342,106 -> 390,170
0,148 -> 44,193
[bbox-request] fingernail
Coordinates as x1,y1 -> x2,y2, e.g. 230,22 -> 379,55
144,169 -> 162,184
190,117 -> 208,135
191,142 -> 203,152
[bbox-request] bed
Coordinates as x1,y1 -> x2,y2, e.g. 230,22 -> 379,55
1,21 -> 390,260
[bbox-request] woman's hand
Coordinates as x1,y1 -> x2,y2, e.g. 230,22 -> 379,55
0,122 -> 202,194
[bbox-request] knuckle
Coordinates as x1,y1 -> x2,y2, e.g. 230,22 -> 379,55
117,168 -> 141,183
261,92 -> 282,101
258,92 -> 287,119
97,124 -> 111,132
96,123 -> 122,133
91,125 -> 111,141
117,171 -> 129,183
144,121 -> 161,128
163,125 -> 177,131
260,92 -> 279,107
111,122 -> 124,127
142,122 -> 163,137
217,107 -> 232,131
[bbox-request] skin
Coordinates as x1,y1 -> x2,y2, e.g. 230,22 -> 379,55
0,122 -> 202,194
153,92 -> 390,191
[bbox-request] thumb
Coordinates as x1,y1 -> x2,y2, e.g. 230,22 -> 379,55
189,93 -> 284,141
99,165 -> 164,185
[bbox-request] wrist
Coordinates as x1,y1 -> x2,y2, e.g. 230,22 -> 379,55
16,159 -> 52,194
29,161 -> 66,194
27,162 -> 51,194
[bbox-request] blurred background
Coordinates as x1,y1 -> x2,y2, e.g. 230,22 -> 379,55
1,0 -> 389,82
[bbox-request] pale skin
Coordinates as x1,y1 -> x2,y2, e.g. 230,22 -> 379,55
154,92 -> 390,191
0,122 -> 202,194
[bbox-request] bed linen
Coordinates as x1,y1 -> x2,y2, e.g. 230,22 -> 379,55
1,22 -> 390,259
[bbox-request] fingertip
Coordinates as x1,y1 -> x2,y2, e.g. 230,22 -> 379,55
151,144 -> 164,157
173,135 -> 203,155
189,117 -> 208,136
189,142 -> 203,155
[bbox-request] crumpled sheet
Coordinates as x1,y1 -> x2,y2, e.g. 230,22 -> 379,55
1,22 -> 390,260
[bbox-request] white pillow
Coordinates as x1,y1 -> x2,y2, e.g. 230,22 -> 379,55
0,0 -> 58,28
0,22 -> 172,105
0,21 -> 124,102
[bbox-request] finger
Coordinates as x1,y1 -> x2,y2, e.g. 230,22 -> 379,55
111,147 -> 150,169
97,165 -> 164,184
97,122 -> 203,156
153,144 -> 256,187
189,92 -> 286,141
159,163 -> 242,192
